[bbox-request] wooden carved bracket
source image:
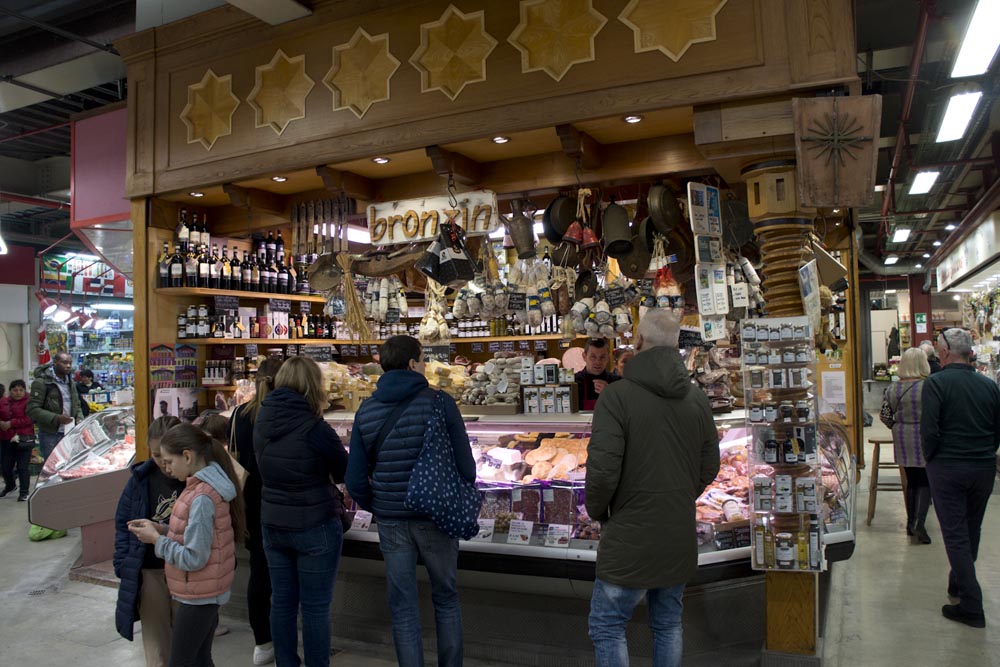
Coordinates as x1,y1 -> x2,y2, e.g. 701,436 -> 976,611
316,165 -> 376,201
425,145 -> 483,186
556,124 -> 604,170
222,184 -> 287,216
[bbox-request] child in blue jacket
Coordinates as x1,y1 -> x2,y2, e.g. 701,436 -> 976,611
113,416 -> 184,666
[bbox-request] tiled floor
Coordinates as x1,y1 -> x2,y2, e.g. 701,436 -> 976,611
1,423 -> 998,666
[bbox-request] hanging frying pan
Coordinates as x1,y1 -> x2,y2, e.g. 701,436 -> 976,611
722,198 -> 753,249
542,195 -> 575,244
648,183 -> 682,234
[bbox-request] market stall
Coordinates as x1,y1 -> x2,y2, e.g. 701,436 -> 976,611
114,0 -> 868,661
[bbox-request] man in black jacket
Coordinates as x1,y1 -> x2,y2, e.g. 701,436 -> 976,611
920,328 -> 1000,629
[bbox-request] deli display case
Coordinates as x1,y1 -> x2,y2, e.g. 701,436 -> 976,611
28,407 -> 136,565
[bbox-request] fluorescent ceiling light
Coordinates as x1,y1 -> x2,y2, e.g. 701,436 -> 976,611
933,240 -> 942,246
884,255 -> 899,265
346,226 -> 371,244
945,223 -> 957,231
951,0 -> 1000,77
908,171 -> 940,195
892,228 -> 911,243
936,90 -> 983,142
92,302 -> 134,311
874,184 -> 886,192
915,263 -> 923,268
885,289 -> 897,294
923,253 -> 931,258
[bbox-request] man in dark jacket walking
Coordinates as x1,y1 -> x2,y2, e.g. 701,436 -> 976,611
920,328 -> 1000,629
27,352 -> 83,462
585,309 -> 720,666
346,335 -> 476,667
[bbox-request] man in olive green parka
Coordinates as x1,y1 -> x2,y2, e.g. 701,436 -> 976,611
585,308 -> 720,667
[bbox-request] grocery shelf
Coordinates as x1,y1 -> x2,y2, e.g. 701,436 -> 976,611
201,385 -> 238,391
155,287 -> 327,303
181,335 -> 565,345
76,349 -> 134,355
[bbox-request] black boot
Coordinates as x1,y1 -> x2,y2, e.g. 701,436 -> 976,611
913,486 -> 932,544
904,485 -> 916,536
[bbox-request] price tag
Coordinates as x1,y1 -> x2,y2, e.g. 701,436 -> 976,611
350,510 -> 373,532
605,286 -> 626,308
518,340 -> 530,350
508,292 -> 527,311
638,278 -> 654,293
488,342 -> 501,352
300,345 -> 334,361
342,345 -> 358,357
268,299 -> 291,313
213,295 -> 240,312
360,345 -> 369,356
534,340 -> 548,351
501,341 -> 515,352
731,283 -> 750,307
544,524 -> 572,547
471,342 -> 484,353
385,308 -> 401,323
639,294 -> 657,308
449,344 -> 457,354
470,519 -> 495,542
506,519 -> 534,545
328,298 -> 345,316
299,301 -> 312,314
245,344 -> 258,357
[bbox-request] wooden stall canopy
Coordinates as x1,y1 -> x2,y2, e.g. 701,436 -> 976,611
116,0 -> 857,199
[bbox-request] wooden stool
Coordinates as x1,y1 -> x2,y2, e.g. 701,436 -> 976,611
866,438 -> 907,526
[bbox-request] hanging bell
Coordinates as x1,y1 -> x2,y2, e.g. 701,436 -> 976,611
581,226 -> 600,250
563,220 -> 584,245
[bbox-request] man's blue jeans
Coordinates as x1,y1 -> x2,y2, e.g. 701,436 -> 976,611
37,431 -> 63,463
589,577 -> 685,667
377,519 -> 463,667
263,518 -> 343,667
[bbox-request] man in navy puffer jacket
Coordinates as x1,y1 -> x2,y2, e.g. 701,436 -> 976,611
346,335 -> 475,667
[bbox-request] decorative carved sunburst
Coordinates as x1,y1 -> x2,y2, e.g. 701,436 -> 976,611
180,69 -> 240,151
410,5 -> 498,101
801,97 -> 873,198
619,0 -> 727,62
324,28 -> 400,119
247,49 -> 315,135
508,0 -> 607,82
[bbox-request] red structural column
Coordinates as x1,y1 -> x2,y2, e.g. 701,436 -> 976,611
908,274 -> 933,347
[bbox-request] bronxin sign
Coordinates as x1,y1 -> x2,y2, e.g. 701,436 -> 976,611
368,191 -> 499,245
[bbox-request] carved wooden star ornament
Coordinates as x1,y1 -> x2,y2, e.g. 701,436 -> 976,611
508,0 -> 607,82
410,4 -> 498,101
324,28 -> 400,119
248,49 -> 315,135
180,69 -> 240,151
619,0 -> 728,62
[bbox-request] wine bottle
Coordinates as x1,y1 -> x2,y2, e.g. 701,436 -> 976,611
276,229 -> 285,265
250,251 -> 261,292
267,254 -> 278,293
185,243 -> 199,288
177,209 -> 190,254
158,242 -> 171,288
190,212 -> 202,248
200,213 -> 210,250
220,247 -> 232,291
198,244 -> 210,288
231,247 -> 243,291
169,244 -> 184,288
241,250 -> 253,292
307,313 -> 316,338
209,244 -> 220,290
277,257 -> 290,294
266,230 -> 277,261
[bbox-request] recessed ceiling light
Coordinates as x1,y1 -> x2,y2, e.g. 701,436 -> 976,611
923,253 -> 931,258
189,192 -> 204,198
909,171 -> 940,195
623,114 -> 643,124
892,228 -> 911,243
945,223 -> 957,231
271,176 -> 288,182
933,240 -> 942,246
832,208 -> 841,214
915,263 -> 923,268
884,255 -> 899,265
492,136 -> 510,144
953,294 -> 963,301
372,157 -> 390,164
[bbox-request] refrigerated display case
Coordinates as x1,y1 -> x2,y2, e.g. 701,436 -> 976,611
28,407 -> 136,565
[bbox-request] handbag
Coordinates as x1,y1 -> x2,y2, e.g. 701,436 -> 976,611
13,434 -> 35,452
404,392 -> 482,540
879,382 -> 916,429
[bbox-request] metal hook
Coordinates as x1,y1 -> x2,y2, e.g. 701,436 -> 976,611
447,173 -> 459,208
574,156 -> 583,188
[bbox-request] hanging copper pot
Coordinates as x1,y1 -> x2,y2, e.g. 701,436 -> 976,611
506,199 -> 537,259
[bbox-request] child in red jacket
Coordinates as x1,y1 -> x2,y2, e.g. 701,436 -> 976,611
1,380 -> 35,501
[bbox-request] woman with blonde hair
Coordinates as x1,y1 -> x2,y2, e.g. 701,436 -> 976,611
228,357 -> 283,665
253,355 -> 348,667
880,347 -> 933,544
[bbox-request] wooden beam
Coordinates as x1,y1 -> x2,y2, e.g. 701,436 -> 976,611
222,183 -> 287,216
555,124 -> 604,170
315,166 -> 375,201
210,206 -> 287,237
132,198 -> 150,461
425,145 -> 483,186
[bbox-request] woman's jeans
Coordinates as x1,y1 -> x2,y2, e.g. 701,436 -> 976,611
376,519 -> 463,667
589,577 -> 685,667
263,518 -> 343,667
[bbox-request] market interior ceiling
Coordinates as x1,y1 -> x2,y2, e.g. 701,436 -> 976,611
0,0 -> 996,273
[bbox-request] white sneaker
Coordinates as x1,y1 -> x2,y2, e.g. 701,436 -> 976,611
253,642 -> 275,665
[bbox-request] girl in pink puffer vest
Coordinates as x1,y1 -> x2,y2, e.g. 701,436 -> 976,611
129,423 -> 245,667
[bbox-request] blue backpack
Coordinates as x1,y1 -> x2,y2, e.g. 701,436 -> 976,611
404,392 -> 482,539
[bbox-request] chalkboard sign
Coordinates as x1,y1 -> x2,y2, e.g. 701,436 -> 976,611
285,345 -> 298,358
299,301 -> 312,314
471,342 -> 484,353
449,344 -> 457,353
360,345 -> 369,356
501,341 -> 515,352
213,295 -> 240,312
606,287 -> 626,307
269,299 -> 291,313
535,340 -> 548,351
425,344 -> 450,363
245,344 -> 258,357
488,342 -> 501,352
508,292 -> 527,311
385,308 -> 401,323
638,278 -> 654,294
301,345 -> 334,361
518,340 -> 530,350
678,328 -> 707,349
342,345 -> 358,357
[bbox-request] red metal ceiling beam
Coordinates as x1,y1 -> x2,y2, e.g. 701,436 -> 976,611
0,192 -> 70,210
912,157 -> 995,171
0,121 -> 70,145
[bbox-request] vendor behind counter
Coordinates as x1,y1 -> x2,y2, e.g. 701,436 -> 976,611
574,338 -> 621,411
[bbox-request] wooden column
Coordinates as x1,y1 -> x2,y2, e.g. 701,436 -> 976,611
132,197 -> 151,461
